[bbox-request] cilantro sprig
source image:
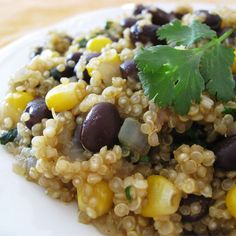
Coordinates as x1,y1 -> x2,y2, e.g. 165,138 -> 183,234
135,20 -> 235,115
157,20 -> 216,47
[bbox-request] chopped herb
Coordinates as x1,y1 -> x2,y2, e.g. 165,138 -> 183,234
172,123 -> 207,148
0,128 -> 18,145
78,38 -> 88,48
139,155 -> 150,163
105,20 -> 113,30
125,185 -> 132,201
223,105 -> 236,117
158,20 -> 216,47
135,21 -> 235,115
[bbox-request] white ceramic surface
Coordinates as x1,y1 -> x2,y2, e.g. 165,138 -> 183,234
0,3 -> 233,236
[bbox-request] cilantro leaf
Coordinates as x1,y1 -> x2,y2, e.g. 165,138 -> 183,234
200,44 -> 235,101
158,20 -> 216,47
135,27 -> 235,115
224,106 -> 236,117
135,46 -> 204,115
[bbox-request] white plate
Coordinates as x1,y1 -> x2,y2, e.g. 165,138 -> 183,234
0,3 -> 233,236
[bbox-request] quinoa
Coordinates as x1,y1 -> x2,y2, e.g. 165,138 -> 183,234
1,4 -> 236,236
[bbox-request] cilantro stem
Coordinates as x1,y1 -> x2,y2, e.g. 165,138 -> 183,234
218,29 -> 234,43
195,29 -> 234,54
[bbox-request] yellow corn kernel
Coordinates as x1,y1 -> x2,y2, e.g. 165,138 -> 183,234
226,185 -> 236,218
6,92 -> 34,112
0,92 -> 34,125
141,175 -> 181,218
232,50 -> 236,74
77,180 -> 113,218
86,36 -> 112,52
45,82 -> 81,112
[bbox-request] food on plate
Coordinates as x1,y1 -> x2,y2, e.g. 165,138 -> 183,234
1,3 -> 236,236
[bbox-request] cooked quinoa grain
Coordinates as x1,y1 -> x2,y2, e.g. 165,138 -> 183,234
1,4 -> 236,236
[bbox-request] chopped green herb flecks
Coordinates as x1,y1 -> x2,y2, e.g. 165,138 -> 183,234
125,185 -> 132,201
0,128 -> 17,145
172,123 -> 207,148
135,21 -> 235,115
105,20 -> 113,30
139,155 -> 150,163
78,38 -> 88,48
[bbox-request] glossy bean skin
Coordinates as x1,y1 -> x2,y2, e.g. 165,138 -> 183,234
120,17 -> 138,28
120,60 -> 139,81
213,136 -> 236,171
180,195 -> 212,222
50,65 -> 74,81
66,52 -> 83,64
85,52 -> 101,62
148,8 -> 172,26
133,4 -> 146,15
197,10 -> 222,30
24,98 -> 52,129
130,24 -> 161,45
80,102 -> 122,153
82,52 -> 101,83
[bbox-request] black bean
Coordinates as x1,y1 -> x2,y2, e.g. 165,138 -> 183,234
80,102 -> 122,153
66,52 -> 83,64
148,8 -> 172,26
205,13 -> 222,31
180,195 -> 212,222
30,46 -> 43,59
120,60 -> 139,81
170,11 -> 185,20
120,17 -> 138,28
213,135 -> 236,171
133,4 -> 146,15
24,98 -> 52,129
83,70 -> 90,84
50,65 -> 74,81
197,10 -> 222,31
86,52 -> 101,62
82,53 -> 101,83
130,24 -> 162,45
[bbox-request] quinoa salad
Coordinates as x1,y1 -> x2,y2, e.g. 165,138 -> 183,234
1,4 -> 236,236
